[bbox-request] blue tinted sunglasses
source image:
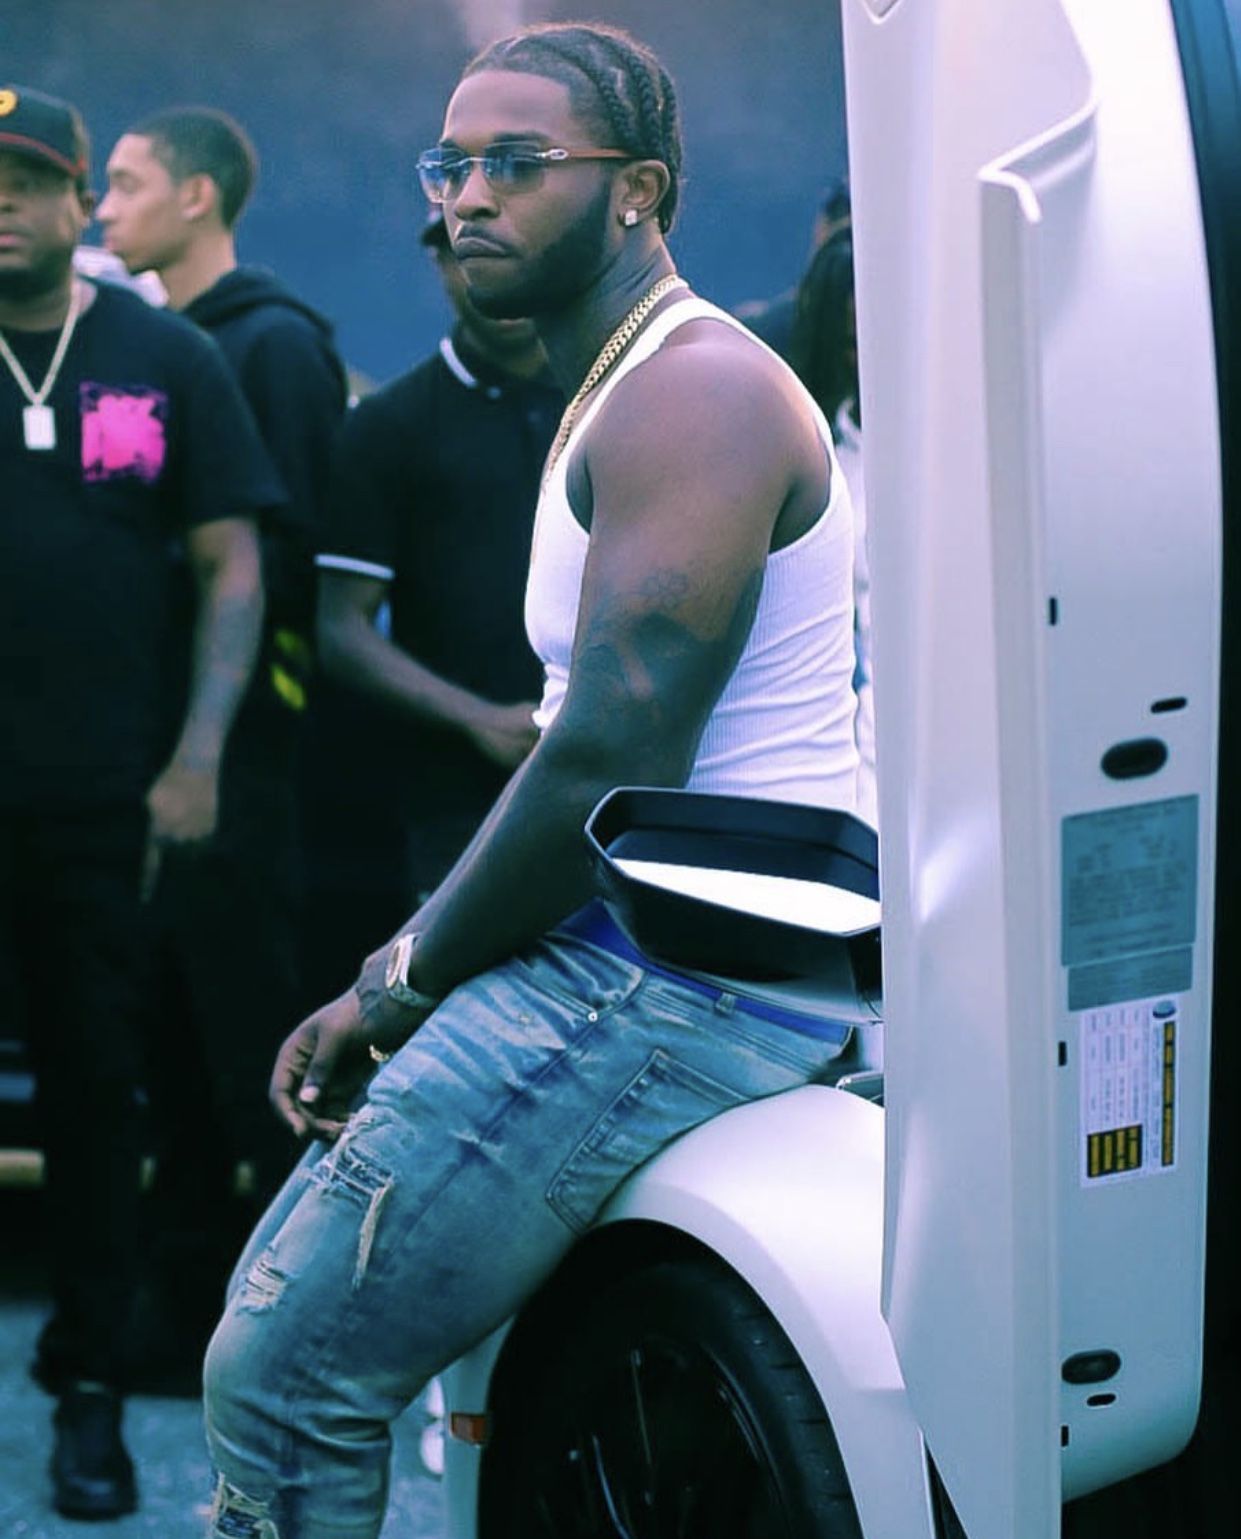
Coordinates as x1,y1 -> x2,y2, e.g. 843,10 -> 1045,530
417,142 -> 632,202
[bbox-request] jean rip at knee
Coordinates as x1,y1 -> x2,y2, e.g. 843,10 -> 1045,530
209,1476 -> 281,1538
234,1126 -> 396,1313
324,1121 -> 396,1289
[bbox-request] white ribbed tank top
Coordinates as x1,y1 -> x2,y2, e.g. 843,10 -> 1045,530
524,295 -> 859,810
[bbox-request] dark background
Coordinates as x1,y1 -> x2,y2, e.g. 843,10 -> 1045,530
1,0 -> 847,384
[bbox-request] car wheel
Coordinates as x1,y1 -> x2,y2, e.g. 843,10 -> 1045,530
479,1253 -> 863,1538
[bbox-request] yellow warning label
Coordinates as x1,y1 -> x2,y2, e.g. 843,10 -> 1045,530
1079,997 -> 1178,1185
1162,1020 -> 1176,1167
1087,1125 -> 1143,1179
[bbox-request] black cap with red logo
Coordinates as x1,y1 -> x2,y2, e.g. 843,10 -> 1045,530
0,85 -> 90,186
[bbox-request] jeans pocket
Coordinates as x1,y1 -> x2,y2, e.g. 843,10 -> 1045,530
546,1050 -> 746,1233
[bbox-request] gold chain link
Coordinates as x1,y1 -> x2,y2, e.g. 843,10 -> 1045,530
542,274 -> 687,487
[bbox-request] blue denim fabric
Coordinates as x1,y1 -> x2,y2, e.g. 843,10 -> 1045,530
203,928 -> 845,1539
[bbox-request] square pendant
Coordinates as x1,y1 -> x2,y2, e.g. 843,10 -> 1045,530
23,404 -> 56,451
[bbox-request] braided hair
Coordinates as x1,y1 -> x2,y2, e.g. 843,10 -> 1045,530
463,22 -> 684,232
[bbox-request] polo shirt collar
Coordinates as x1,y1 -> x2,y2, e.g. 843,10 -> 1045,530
440,332 -> 508,400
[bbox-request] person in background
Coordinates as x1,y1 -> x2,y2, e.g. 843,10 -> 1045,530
788,229 -> 874,823
96,107 -> 347,1390
0,84 -> 273,1517
734,174 -> 851,360
203,21 -> 858,1535
308,207 -> 559,984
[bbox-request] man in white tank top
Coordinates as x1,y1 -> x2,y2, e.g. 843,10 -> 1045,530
204,22 -> 859,1536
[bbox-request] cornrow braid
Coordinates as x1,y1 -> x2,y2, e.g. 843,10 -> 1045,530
597,30 -> 682,220
463,21 -> 684,232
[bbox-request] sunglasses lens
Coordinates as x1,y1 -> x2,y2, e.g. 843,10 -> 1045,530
417,152 -> 461,202
486,148 -> 544,190
417,145 -> 550,202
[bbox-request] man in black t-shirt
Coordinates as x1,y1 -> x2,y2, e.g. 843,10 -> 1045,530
0,86 -> 277,1519
97,108 -> 348,1383
308,214 -> 561,993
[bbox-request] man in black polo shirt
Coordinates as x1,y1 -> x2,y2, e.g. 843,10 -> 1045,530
0,86 -> 277,1519
309,214 -> 561,987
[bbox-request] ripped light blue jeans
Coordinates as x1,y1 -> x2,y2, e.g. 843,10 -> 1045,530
203,917 -> 846,1538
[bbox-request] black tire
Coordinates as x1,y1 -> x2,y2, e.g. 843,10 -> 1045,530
479,1253 -> 863,1539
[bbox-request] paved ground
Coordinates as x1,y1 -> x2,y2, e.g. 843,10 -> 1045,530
0,1188 -> 445,1539
3,1170 -> 1236,1538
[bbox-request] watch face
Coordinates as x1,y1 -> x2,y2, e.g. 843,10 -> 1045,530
384,942 -> 403,990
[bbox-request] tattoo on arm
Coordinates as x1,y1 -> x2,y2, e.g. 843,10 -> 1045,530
404,565 -> 765,994
176,586 -> 263,769
564,564 -> 764,770
638,569 -> 692,605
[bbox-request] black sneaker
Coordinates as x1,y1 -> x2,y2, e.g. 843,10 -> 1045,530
50,1382 -> 138,1520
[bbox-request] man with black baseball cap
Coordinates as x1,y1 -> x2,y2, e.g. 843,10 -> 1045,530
0,84 -> 90,188
1,84 -> 280,1518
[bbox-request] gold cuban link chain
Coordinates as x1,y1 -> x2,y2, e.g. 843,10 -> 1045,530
542,273 -> 687,487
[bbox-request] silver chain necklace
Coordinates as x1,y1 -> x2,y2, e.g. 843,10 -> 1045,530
0,278 -> 86,451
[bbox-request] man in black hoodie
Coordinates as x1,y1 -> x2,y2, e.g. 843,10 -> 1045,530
97,108 -> 347,1386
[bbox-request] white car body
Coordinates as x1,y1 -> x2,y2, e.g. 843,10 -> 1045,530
442,1086 -> 939,1538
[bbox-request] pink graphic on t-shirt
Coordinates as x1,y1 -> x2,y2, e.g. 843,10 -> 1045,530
80,383 -> 168,484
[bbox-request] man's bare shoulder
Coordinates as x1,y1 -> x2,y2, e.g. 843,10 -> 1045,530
582,315 -> 824,512
563,314 -> 829,547
608,316 -> 811,430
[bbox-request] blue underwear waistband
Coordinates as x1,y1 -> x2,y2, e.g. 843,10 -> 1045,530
556,902 -> 851,1047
